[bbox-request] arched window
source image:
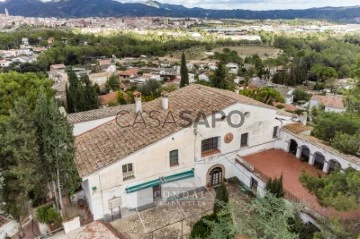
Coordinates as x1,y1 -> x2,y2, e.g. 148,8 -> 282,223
328,159 -> 341,173
300,145 -> 310,162
313,152 -> 325,170
210,167 -> 223,186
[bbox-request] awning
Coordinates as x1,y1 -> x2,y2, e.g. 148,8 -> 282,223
125,178 -> 161,194
125,169 -> 194,194
162,170 -> 194,184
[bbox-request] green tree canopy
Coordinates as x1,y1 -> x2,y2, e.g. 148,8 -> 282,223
300,168 -> 360,211
240,87 -> 285,105
0,72 -> 53,122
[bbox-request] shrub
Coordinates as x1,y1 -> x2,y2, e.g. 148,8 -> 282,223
36,205 -> 62,224
265,174 -> 284,198
190,214 -> 216,239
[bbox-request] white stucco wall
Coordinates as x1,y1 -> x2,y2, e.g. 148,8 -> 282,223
0,220 -> 18,239
277,130 -> 359,171
81,102 -> 287,220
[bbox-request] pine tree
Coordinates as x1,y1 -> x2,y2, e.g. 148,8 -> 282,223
180,52 -> 189,87
210,62 -> 234,90
1,98 -> 41,237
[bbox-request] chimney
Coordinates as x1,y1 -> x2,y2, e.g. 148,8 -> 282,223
161,91 -> 169,110
134,91 -> 142,113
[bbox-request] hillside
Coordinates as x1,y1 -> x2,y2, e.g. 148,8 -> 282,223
0,0 -> 360,22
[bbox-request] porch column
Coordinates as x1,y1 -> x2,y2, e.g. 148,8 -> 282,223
308,154 -> 315,165
322,161 -> 329,173
296,147 -> 301,159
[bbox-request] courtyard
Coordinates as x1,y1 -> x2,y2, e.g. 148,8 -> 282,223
110,183 -> 251,239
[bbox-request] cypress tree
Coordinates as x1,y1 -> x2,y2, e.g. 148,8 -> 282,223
67,67 -> 79,113
213,183 -> 229,215
266,174 -> 284,198
180,52 -> 189,87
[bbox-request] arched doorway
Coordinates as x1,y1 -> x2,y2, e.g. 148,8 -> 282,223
313,152 -> 325,170
210,167 -> 223,186
300,145 -> 310,162
328,159 -> 341,173
289,139 -> 298,155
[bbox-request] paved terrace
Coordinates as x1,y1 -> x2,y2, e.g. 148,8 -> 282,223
110,184 -> 251,239
242,149 -> 360,220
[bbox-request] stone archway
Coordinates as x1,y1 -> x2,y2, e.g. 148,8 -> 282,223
313,152 -> 325,170
206,164 -> 225,187
289,139 -> 298,155
328,159 -> 341,173
300,145 -> 310,162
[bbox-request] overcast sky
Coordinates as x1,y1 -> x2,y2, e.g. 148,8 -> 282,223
120,0 -> 360,10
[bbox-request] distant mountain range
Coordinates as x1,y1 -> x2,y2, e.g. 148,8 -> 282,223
1,0 -> 360,22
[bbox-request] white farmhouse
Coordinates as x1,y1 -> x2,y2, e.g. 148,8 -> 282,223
309,95 -> 345,113
72,85 -> 359,222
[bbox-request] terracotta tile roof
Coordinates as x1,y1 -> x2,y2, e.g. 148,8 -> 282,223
311,95 -> 345,109
97,59 -> 112,66
67,104 -> 135,124
117,68 -> 140,77
283,122 -> 312,134
273,102 -> 298,112
50,64 -> 65,69
99,92 -> 118,106
74,84 -> 288,177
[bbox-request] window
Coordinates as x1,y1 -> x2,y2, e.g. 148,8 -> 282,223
201,137 -> 219,154
169,150 -> 179,167
122,163 -> 134,180
273,126 -> 279,138
240,133 -> 248,147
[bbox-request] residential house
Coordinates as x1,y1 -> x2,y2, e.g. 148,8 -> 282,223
49,64 -> 67,83
309,95 -> 345,113
73,80 -> 359,226
160,68 -> 177,81
89,72 -> 110,86
50,64 -> 66,72
117,68 -> 140,79
0,59 -> 11,68
74,85 -> 302,220
52,80 -> 67,99
199,73 -> 209,82
188,73 -> 195,83
275,86 -> 294,105
226,62 -> 239,74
